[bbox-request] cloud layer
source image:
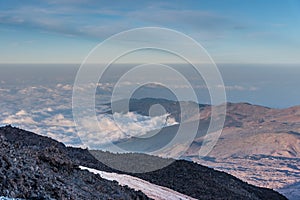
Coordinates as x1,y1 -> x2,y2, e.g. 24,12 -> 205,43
80,112 -> 178,148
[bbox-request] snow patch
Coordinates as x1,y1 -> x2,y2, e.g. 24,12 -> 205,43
79,166 -> 196,200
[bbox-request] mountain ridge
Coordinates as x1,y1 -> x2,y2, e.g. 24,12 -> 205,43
0,125 -> 287,200
104,98 -> 300,199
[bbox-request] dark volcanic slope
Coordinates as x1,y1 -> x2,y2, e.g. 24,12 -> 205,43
0,126 -> 287,200
133,160 -> 286,200
72,150 -> 287,200
0,125 -> 150,200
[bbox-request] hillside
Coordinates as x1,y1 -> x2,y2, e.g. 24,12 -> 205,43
0,125 -> 150,199
0,125 -> 287,200
115,98 -> 300,199
186,102 -> 300,198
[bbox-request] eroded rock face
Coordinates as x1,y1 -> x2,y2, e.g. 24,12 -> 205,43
0,125 -> 150,200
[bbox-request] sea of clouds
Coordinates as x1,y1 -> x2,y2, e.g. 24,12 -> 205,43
0,79 -> 178,148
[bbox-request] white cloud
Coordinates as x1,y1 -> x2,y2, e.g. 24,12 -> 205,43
56,83 -> 73,90
16,109 -> 27,116
2,115 -> 37,125
77,112 -> 178,148
216,84 -> 258,91
46,131 -> 76,144
42,113 -> 74,127
0,88 -> 10,92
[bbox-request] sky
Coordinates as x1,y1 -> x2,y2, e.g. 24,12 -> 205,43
0,0 -> 300,64
0,0 -> 300,162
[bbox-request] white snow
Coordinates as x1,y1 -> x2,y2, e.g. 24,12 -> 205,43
0,197 -> 23,200
79,166 -> 197,200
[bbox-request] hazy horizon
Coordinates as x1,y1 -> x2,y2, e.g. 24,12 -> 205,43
1,63 -> 299,108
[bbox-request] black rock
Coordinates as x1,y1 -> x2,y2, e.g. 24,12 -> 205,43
0,126 -> 151,200
0,125 -> 288,200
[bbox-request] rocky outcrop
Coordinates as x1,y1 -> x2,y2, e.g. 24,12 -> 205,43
0,125 -> 287,200
0,125 -> 150,200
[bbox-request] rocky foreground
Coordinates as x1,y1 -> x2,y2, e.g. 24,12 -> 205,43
0,125 -> 287,200
0,125 -> 149,199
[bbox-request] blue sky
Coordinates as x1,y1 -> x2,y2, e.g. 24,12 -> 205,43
0,0 -> 300,64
